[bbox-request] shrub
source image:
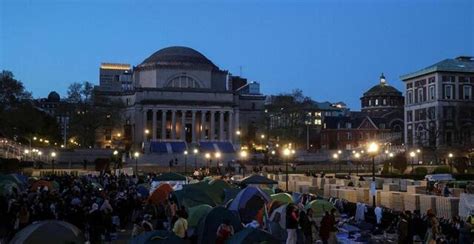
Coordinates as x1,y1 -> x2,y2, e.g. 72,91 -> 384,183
432,166 -> 451,174
414,167 -> 428,175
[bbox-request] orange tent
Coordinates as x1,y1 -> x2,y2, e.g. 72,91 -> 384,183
30,180 -> 53,191
149,183 -> 173,205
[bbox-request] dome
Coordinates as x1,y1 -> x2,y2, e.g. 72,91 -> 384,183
47,91 -> 60,102
363,73 -> 402,97
139,46 -> 217,69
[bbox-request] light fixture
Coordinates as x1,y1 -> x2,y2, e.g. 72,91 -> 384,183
113,150 -> 118,155
215,152 -> 221,158
283,148 -> 291,157
205,153 -> 211,159
333,153 -> 338,159
184,150 -> 188,155
367,142 -> 379,154
240,151 -> 248,158
51,152 -> 57,157
134,151 -> 140,158
410,151 -> 416,158
193,148 -> 198,154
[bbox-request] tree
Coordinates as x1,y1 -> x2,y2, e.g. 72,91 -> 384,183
0,71 -> 32,109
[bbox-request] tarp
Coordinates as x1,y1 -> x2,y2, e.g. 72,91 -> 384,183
425,174 -> 455,182
153,172 -> 187,181
129,230 -> 182,244
149,183 -> 173,205
459,193 -> 474,218
271,193 -> 293,204
229,186 -> 271,224
10,220 -> 85,244
226,227 -> 279,244
305,199 -> 338,218
188,204 -> 213,227
197,206 -> 242,244
239,174 -> 278,185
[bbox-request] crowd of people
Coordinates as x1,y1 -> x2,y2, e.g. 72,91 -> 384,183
0,173 -> 192,243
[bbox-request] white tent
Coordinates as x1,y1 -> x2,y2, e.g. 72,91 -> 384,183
459,193 -> 474,218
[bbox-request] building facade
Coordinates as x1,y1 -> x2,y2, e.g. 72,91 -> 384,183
320,74 -> 404,150
95,46 -> 265,152
401,56 -> 474,155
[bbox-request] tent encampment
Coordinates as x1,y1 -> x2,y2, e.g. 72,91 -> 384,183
188,204 -> 213,228
239,174 -> 278,185
229,186 -> 271,224
271,193 -> 293,204
226,227 -> 279,244
129,230 -> 182,244
305,199 -> 337,218
149,183 -> 173,205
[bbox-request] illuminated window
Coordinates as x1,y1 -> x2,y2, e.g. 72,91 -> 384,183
314,119 -> 322,125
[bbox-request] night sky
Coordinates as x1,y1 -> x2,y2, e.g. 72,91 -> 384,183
1,0 -> 473,109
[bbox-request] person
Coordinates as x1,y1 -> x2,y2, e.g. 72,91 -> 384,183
398,212 -> 409,244
424,209 -> 439,244
458,216 -> 472,244
172,209 -> 188,239
319,211 -> 333,244
286,204 -> 299,244
131,217 -> 144,237
87,203 -> 103,243
443,184 -> 451,197
299,208 -> 315,244
141,214 -> 154,232
216,219 -> 234,244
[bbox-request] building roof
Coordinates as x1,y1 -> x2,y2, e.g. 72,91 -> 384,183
400,56 -> 474,81
139,46 -> 218,69
363,73 -> 402,97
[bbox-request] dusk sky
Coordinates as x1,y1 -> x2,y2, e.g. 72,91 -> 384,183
1,0 -> 473,109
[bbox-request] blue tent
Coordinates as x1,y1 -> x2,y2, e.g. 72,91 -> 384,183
137,185 -> 150,198
226,227 -> 279,244
229,186 -> 271,224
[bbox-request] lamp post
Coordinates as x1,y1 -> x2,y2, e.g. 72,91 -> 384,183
367,142 -> 379,208
51,152 -> 57,175
271,150 -> 276,173
283,148 -> 291,191
332,153 -> 338,173
113,150 -> 119,169
215,152 -> 221,175
354,152 -> 361,176
133,151 -> 140,175
184,150 -> 188,176
205,153 -> 211,174
193,149 -> 198,170
448,153 -> 454,174
389,152 -> 394,174
410,151 -> 416,174
240,151 -> 248,177
338,150 -> 342,171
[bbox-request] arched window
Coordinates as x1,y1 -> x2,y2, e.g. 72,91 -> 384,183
167,76 -> 200,88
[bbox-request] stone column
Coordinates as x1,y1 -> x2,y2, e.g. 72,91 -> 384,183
161,110 -> 167,140
228,111 -> 233,142
152,109 -> 157,140
200,111 -> 206,141
234,110 -> 240,144
192,111 -> 196,143
143,109 -> 148,142
171,110 -> 176,140
219,111 -> 224,141
210,111 -> 215,141
181,110 -> 186,141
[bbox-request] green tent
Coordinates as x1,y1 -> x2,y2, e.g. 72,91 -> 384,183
188,204 -> 212,227
305,199 -> 338,217
270,193 -> 293,204
129,230 -> 182,244
173,188 -> 216,209
10,220 -> 85,244
197,206 -> 243,244
226,227 -> 279,244
153,172 -> 186,182
0,180 -> 20,196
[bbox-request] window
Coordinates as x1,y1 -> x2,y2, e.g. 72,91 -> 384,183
464,86 -> 472,100
442,76 -> 455,82
346,122 -> 352,128
368,100 -> 372,106
347,132 -> 352,140
407,111 -> 413,122
314,119 -> 322,125
429,86 -> 435,100
383,99 -> 387,105
428,107 -> 436,120
444,85 -> 453,99
375,99 -> 379,106
417,88 -> 424,103
167,76 -> 200,88
407,91 -> 413,104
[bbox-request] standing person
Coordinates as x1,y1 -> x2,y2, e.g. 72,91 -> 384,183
286,204 -> 299,244
398,212 -> 409,244
172,209 -> 188,239
424,209 -> 439,244
299,208 -> 315,244
319,211 -> 332,244
87,203 -> 103,244
216,219 -> 234,244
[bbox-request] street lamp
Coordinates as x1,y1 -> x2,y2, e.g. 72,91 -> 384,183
271,150 -> 276,173
388,153 -> 394,174
215,152 -> 221,175
193,148 -> 199,170
367,142 -> 379,207
354,152 -> 361,175
133,151 -> 140,175
51,152 -> 57,175
410,151 -> 416,174
205,153 -> 211,172
283,148 -> 291,191
448,153 -> 454,174
332,153 -> 339,172
113,150 -> 119,169
184,150 -> 188,176
240,151 -> 248,177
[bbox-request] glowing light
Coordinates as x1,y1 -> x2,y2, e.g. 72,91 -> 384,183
367,142 -> 379,154
193,149 -> 198,154
134,152 -> 140,158
410,151 -> 416,157
184,150 -> 188,155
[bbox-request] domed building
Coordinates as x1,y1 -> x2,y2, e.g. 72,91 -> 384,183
360,73 -> 404,116
96,46 -> 266,152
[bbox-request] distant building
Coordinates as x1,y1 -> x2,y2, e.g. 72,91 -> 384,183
401,56 -> 474,155
95,46 -> 266,152
320,74 -> 404,150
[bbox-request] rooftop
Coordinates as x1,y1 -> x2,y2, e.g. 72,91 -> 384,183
400,56 -> 474,81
